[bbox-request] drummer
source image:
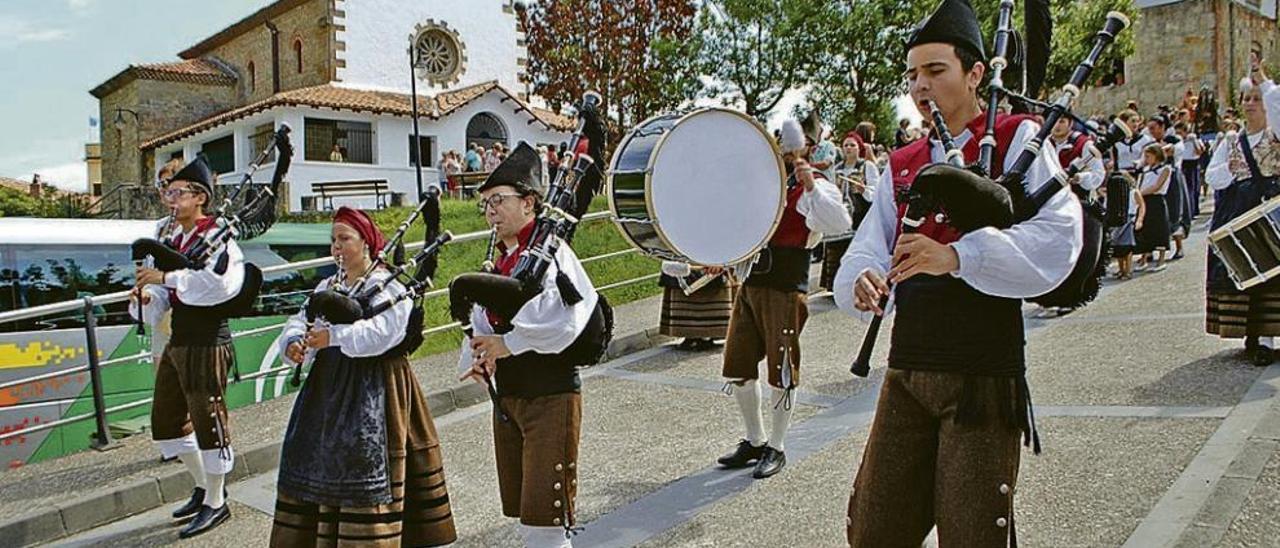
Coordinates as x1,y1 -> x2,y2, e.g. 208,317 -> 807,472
1205,57 -> 1280,366
716,113 -> 851,479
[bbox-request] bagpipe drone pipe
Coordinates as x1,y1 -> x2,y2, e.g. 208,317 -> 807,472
130,124 -> 293,333
984,8 -> 1130,309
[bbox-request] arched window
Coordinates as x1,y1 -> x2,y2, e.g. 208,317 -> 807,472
247,61 -> 256,93
293,39 -> 303,74
465,112 -> 508,150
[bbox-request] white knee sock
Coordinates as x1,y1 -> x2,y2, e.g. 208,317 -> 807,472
1262,336 -> 1275,348
732,379 -> 766,446
769,387 -> 794,452
516,524 -> 572,548
204,473 -> 226,509
178,451 -> 206,490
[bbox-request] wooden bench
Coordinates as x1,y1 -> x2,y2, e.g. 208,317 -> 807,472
312,180 -> 390,210
451,171 -> 490,199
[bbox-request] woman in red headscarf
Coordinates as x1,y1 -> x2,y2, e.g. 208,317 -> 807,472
819,130 -> 881,291
270,207 -> 457,547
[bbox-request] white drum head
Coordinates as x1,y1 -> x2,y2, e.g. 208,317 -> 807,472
649,109 -> 784,265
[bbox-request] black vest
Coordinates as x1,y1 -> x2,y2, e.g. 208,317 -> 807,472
745,246 -> 811,293
170,299 -> 232,347
889,275 -> 1025,376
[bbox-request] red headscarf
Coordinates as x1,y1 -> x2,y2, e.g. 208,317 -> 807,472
842,131 -> 873,161
333,206 -> 388,258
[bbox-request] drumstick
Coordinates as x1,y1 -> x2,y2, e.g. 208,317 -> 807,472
681,271 -> 720,296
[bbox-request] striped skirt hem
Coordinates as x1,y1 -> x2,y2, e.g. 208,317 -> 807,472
1206,289 -> 1280,338
659,285 -> 735,339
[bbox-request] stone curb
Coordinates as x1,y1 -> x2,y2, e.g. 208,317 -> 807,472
0,327 -> 668,547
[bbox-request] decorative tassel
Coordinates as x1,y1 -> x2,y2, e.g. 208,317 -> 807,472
213,251 -> 230,276
556,270 -> 583,306
1020,376 -> 1042,455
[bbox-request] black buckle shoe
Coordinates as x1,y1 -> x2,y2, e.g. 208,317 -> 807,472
178,504 -> 231,538
717,439 -> 766,469
1254,346 -> 1275,367
171,487 -> 205,520
752,446 -> 786,479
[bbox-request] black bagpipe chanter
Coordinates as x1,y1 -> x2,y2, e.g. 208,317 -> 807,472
130,124 -> 294,336
290,187 -> 454,385
447,91 -> 615,368
851,5 -> 1132,376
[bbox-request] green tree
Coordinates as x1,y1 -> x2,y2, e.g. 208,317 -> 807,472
0,186 -> 43,217
1040,0 -> 1138,92
806,0 -> 926,140
521,0 -> 700,136
696,0 -> 835,120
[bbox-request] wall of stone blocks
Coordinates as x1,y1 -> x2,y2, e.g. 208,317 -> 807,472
1075,0 -> 1278,118
98,79 -> 239,216
203,0 -> 333,103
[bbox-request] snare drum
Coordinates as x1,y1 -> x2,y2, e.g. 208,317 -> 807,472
1209,195 -> 1280,290
607,108 -> 785,266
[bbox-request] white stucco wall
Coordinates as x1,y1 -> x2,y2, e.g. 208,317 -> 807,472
155,92 -> 568,212
335,0 -> 526,94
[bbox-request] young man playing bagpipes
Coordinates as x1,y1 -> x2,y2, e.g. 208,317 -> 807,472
128,156 -> 246,538
716,112 -> 852,480
833,0 -> 1087,544
455,141 -> 605,548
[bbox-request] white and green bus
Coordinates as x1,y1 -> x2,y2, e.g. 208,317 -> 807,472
0,218 -> 331,469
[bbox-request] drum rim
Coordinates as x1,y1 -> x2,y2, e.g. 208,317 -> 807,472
606,107 -> 786,267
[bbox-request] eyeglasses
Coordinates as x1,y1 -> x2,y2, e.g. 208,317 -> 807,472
476,193 -> 523,214
162,187 -> 202,200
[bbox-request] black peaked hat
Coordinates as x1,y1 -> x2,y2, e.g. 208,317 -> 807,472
800,109 -> 823,144
905,0 -> 987,62
478,142 -> 544,197
170,154 -> 214,195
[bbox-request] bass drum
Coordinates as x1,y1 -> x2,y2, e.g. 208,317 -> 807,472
607,108 -> 785,266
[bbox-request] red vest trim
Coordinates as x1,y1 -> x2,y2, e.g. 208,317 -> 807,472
889,113 -> 1037,245
768,175 -> 817,248
1055,131 -> 1090,170
486,220 -> 537,327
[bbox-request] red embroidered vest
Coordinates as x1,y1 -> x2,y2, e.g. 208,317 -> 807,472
889,113 -> 1037,245
1054,132 -> 1090,170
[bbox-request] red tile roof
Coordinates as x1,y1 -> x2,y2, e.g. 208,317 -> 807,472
140,81 -> 575,150
90,59 -> 236,98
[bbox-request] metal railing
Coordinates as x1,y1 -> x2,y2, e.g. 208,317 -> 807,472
0,211 -> 652,447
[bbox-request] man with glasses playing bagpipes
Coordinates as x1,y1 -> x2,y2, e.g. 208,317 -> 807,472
270,195 -> 457,547
130,124 -> 290,538
834,0 -> 1129,544
127,157 -> 253,538
450,93 -> 612,548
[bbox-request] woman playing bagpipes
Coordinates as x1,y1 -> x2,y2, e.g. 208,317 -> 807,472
270,206 -> 457,547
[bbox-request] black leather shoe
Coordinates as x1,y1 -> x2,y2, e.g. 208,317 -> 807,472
717,439 -> 766,469
171,487 -> 205,520
1254,346 -> 1275,367
179,504 -> 230,538
752,446 -> 787,479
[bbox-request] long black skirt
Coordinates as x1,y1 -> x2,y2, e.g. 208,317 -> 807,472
1135,194 -> 1170,254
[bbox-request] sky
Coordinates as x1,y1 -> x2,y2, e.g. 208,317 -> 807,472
0,0 -> 919,193
0,0 -> 273,192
